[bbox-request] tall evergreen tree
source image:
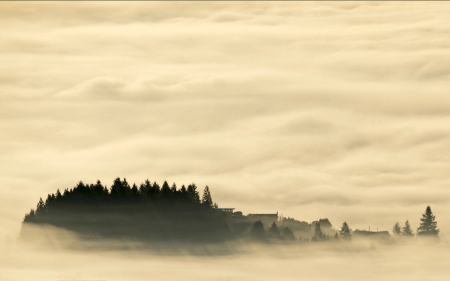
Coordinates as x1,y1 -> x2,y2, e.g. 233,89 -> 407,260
314,222 -> 324,241
340,222 -> 352,240
187,184 -> 200,203
402,220 -> 414,236
417,206 -> 439,237
282,227 -> 296,241
268,222 -> 281,239
201,186 -> 213,209
392,222 -> 401,235
158,181 -> 171,198
35,198 -> 46,216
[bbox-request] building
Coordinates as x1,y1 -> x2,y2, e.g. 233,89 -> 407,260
215,208 -> 235,213
247,212 -> 279,225
353,229 -> 391,240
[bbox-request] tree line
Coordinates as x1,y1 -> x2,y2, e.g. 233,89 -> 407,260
23,177 -> 217,223
250,220 -> 352,242
392,206 -> 439,237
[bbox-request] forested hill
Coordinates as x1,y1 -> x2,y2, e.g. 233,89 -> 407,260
21,178 -> 230,242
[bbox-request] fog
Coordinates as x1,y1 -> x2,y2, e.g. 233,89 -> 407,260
2,225 -> 450,281
1,1 -> 450,279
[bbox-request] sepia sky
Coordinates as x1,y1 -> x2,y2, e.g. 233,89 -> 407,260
1,1 -> 450,239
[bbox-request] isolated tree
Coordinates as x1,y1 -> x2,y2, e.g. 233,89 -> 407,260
268,222 -> 281,239
340,222 -> 352,240
417,206 -> 439,237
402,220 -> 414,236
251,220 -> 266,240
392,222 -> 402,235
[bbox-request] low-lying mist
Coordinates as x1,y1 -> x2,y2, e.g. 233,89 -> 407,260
2,225 -> 449,281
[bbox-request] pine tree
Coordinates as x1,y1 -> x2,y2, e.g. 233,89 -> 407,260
340,222 -> 352,240
187,184 -> 200,203
392,222 -> 401,235
282,227 -> 296,241
417,206 -> 439,237
314,222 -> 324,241
201,186 -> 213,209
158,181 -> 171,198
334,232 -> 339,240
402,220 -> 414,236
268,222 -> 281,239
36,198 -> 46,216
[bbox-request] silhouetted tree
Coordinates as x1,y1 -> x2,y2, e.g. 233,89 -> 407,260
334,232 -> 339,240
340,222 -> 352,240
417,206 -> 439,237
36,198 -> 46,216
187,184 -> 200,204
158,181 -> 171,199
402,220 -> 414,236
318,218 -> 332,228
131,184 -> 139,198
313,222 -> 324,241
282,227 -> 296,241
251,220 -> 266,240
392,222 -> 401,235
201,186 -> 213,209
268,222 -> 281,239
110,178 -> 126,199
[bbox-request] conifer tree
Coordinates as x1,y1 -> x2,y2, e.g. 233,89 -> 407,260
187,184 -> 200,203
201,186 -> 213,209
282,227 -> 296,241
268,222 -> 281,239
334,232 -> 339,240
158,181 -> 171,198
36,198 -> 46,216
392,222 -> 401,235
402,220 -> 414,236
340,222 -> 352,240
314,222 -> 324,241
417,206 -> 439,237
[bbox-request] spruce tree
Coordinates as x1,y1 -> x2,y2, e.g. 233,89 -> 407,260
340,222 -> 352,240
201,186 -> 213,209
334,232 -> 339,240
417,206 -> 439,237
282,227 -> 296,241
402,220 -> 414,236
392,222 -> 401,235
314,222 -> 324,241
268,222 -> 281,239
36,198 -> 46,216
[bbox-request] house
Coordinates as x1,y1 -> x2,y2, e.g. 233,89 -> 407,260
353,229 -> 391,240
215,208 -> 235,213
247,212 -> 279,224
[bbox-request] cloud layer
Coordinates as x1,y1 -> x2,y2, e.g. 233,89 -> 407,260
1,2 -> 450,238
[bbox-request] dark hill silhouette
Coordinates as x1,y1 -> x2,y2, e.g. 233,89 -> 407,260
21,178 -> 230,243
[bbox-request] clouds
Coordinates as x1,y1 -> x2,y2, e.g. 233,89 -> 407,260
1,2 -> 450,238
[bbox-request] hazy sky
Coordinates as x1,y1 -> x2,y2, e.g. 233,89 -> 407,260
1,2 -> 450,239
